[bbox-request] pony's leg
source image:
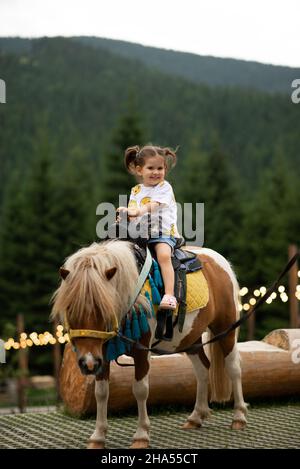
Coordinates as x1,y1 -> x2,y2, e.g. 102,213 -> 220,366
224,344 -> 248,430
87,377 -> 109,449
183,351 -> 211,429
130,350 -> 151,449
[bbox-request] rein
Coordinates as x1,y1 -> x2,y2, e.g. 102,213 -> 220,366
118,250 -> 300,357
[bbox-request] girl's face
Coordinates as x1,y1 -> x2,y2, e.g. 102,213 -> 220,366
136,155 -> 166,186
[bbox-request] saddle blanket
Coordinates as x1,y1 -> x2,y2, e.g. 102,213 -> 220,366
141,269 -> 209,315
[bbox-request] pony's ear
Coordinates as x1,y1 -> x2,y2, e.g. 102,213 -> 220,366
105,267 -> 117,280
59,267 -> 70,280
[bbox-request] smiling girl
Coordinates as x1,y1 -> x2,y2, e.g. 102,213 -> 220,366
117,145 -> 179,310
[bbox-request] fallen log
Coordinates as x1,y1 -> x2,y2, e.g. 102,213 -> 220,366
60,329 -> 300,416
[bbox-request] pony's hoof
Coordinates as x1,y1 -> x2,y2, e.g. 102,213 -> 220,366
231,420 -> 246,430
87,439 -> 105,449
130,439 -> 149,449
182,420 -> 202,430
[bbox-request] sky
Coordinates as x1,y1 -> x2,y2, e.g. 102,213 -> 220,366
0,0 -> 299,67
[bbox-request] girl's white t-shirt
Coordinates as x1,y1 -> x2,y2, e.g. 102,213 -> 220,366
128,180 -> 179,238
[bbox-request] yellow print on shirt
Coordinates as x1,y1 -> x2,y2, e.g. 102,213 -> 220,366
140,197 -> 151,206
128,200 -> 137,208
131,185 -> 141,196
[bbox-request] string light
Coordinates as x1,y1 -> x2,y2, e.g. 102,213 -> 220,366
3,279 -> 300,351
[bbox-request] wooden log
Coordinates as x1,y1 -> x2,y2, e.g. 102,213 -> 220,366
60,329 -> 300,416
263,328 -> 300,350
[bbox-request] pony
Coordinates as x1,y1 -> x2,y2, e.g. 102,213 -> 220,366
51,239 -> 247,449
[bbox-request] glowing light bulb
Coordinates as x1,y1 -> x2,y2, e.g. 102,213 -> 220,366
240,287 -> 248,296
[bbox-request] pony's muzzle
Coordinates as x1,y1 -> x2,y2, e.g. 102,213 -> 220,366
78,354 -> 102,375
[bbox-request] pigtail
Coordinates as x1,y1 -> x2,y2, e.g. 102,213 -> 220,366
162,146 -> 178,171
124,146 -> 140,174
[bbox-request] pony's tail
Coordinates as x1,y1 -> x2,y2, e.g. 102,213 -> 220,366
208,270 -> 240,403
208,336 -> 232,403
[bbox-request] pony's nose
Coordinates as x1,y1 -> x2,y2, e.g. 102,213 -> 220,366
78,357 -> 102,375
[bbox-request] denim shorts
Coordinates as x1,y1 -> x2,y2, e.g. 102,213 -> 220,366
148,236 -> 177,251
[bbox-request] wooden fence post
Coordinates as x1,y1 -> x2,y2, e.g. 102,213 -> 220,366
247,312 -> 255,341
17,313 -> 28,412
53,318 -> 61,401
288,244 -> 299,328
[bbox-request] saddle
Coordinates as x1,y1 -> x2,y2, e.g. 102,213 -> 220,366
108,216 -> 203,341
149,239 -> 202,341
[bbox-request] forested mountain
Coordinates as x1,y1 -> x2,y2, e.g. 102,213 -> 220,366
0,36 -> 299,346
1,36 -> 299,93
75,37 -> 300,94
1,36 -> 299,201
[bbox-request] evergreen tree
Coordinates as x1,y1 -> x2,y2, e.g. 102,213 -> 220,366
102,105 -> 146,206
0,170 -> 29,330
21,131 -> 59,331
239,150 -> 293,286
52,144 -> 97,262
180,144 -> 243,266
237,152 -> 293,338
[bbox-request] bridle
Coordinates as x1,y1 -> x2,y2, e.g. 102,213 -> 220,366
64,246 -> 153,345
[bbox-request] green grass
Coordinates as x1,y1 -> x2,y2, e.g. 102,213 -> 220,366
25,387 -> 58,406
0,386 -> 58,408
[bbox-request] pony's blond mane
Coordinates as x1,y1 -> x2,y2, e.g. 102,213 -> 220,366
51,240 -> 143,327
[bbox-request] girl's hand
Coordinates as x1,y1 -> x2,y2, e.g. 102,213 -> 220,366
117,206 -> 128,214
116,206 -> 140,222
128,207 -> 140,217
116,206 -> 127,223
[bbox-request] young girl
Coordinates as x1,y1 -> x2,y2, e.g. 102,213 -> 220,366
117,145 -> 179,310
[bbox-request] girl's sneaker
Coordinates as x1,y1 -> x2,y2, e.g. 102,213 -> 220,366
159,294 -> 177,310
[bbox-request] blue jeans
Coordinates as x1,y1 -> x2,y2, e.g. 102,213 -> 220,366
148,236 -> 177,252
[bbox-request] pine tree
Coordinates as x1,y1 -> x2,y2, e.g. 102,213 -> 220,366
239,150 -> 293,286
237,152 -> 293,338
52,144 -> 97,261
180,144 -> 243,266
0,170 -> 29,330
102,105 -> 146,207
21,133 -> 59,331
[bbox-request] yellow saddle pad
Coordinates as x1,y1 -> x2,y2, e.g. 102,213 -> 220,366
141,270 -> 209,315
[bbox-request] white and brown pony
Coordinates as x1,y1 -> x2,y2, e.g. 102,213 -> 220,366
51,239 -> 247,449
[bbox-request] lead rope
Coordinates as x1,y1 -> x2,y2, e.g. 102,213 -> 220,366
116,251 -> 299,359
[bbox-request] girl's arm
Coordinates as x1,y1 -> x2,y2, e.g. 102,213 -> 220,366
117,202 -> 160,218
